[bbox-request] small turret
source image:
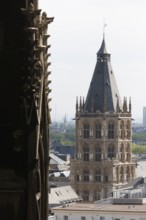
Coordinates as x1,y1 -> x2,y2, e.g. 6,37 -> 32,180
129,97 -> 131,113
116,96 -> 120,113
79,96 -> 83,112
82,97 -> 85,110
123,97 -> 128,112
76,97 -> 78,113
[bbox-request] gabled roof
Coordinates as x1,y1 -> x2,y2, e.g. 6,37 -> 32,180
50,153 -> 66,164
84,38 -> 121,113
49,185 -> 79,206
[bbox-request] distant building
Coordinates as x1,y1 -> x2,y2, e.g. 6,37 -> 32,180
52,198 -> 146,220
70,37 -> 136,202
49,153 -> 69,171
113,176 -> 146,198
49,170 -> 70,186
143,107 -> 146,127
49,153 -> 70,188
51,139 -> 75,159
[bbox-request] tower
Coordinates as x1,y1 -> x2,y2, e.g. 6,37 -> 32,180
0,0 -> 53,219
70,37 -> 136,202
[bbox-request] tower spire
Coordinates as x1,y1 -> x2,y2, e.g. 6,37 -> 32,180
84,37 -> 121,113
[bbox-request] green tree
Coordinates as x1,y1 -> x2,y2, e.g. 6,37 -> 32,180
131,144 -> 146,154
133,132 -> 146,141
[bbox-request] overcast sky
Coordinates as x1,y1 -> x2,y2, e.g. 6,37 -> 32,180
40,0 -> 146,122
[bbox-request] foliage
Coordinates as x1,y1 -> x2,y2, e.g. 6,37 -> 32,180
50,125 -> 75,146
133,132 -> 146,141
50,130 -> 64,140
64,128 -> 75,142
131,144 -> 146,154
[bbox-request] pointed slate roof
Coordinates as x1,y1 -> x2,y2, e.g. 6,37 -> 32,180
97,38 -> 108,54
84,38 -> 121,113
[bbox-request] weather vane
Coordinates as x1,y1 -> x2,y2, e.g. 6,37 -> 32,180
103,19 -> 107,39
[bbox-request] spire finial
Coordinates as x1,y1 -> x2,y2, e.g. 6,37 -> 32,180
103,19 -> 107,40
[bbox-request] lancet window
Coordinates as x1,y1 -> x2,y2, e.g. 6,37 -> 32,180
95,123 -> 101,138
120,120 -> 125,139
83,123 -> 90,138
83,190 -> 89,201
108,123 -> 114,139
95,170 -> 101,182
126,120 -> 131,139
83,145 -> 89,161
120,144 -> 124,162
126,143 -> 131,162
95,145 -> 101,161
83,169 -> 89,182
108,144 -> 115,158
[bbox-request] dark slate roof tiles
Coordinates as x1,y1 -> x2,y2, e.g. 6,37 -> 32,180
84,38 -> 122,113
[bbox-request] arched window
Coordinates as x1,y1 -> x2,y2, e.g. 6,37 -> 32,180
120,144 -> 124,162
83,145 -> 89,161
83,190 -> 89,201
120,145 -> 123,153
83,169 -> 89,182
95,170 -> 101,182
120,120 -> 124,139
95,146 -> 101,161
120,120 -> 124,129
126,143 -> 130,152
116,166 -> 119,182
95,123 -> 101,138
108,123 -> 114,139
120,166 -> 124,182
108,144 -> 115,158
126,120 -> 131,139
126,120 -> 130,130
83,123 -> 89,138
126,143 -> 131,162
